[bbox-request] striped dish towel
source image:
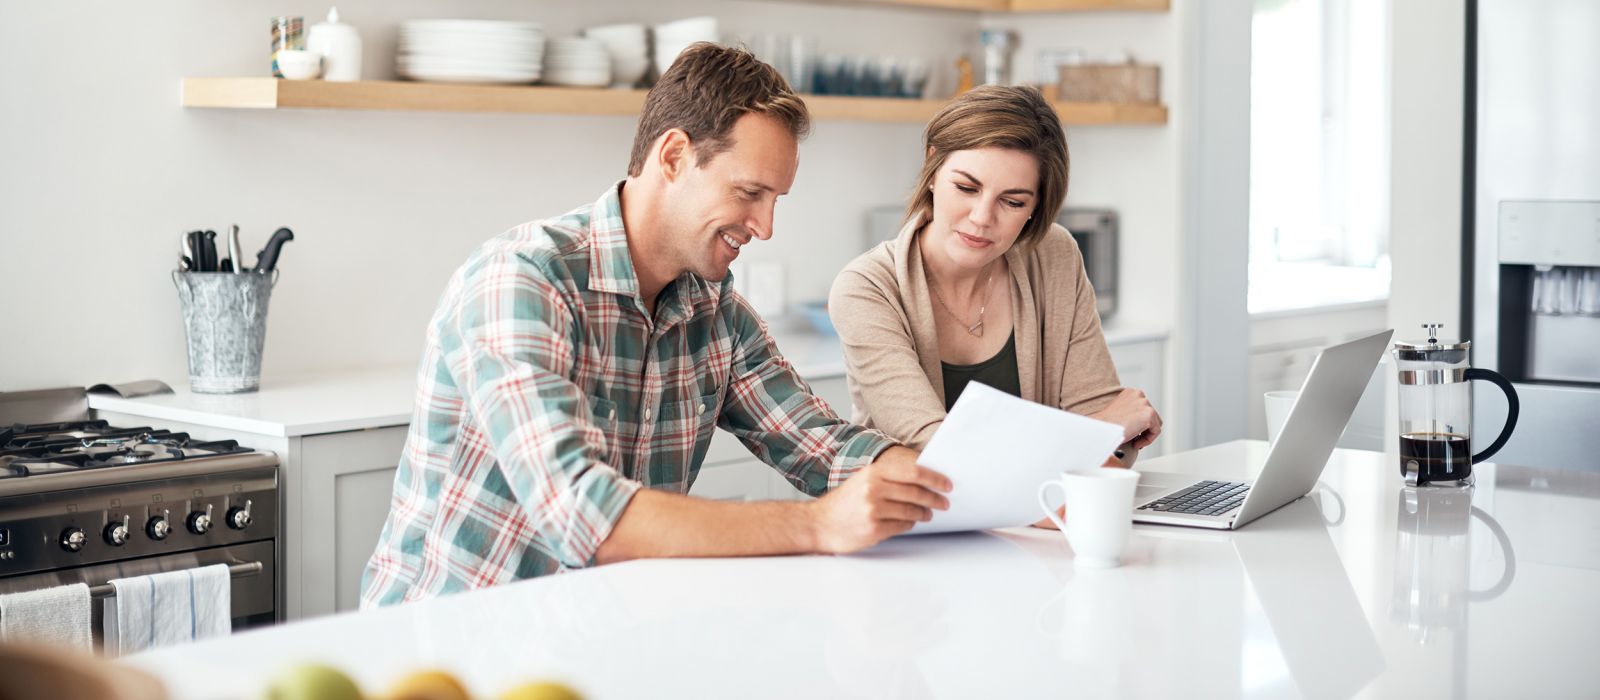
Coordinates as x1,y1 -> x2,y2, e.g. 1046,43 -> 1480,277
103,564 -> 231,656
0,582 -> 92,652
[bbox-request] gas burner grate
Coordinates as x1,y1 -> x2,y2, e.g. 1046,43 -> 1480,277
0,422 -> 250,477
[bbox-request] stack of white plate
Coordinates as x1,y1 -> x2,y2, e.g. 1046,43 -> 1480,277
397,19 -> 545,85
653,16 -> 719,76
542,36 -> 612,87
583,23 -> 649,88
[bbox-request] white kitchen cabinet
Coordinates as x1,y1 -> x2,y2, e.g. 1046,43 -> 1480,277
1106,336 -> 1167,457
299,427 -> 405,615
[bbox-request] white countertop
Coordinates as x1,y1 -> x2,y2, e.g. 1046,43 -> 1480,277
124,440 -> 1599,699
88,324 -> 1167,438
88,366 -> 418,438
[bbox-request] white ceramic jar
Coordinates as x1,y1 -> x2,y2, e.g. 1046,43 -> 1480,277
306,6 -> 363,82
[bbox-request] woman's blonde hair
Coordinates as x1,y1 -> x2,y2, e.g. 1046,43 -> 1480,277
905,85 -> 1069,249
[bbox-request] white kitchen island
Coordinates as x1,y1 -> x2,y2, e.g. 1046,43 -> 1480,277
123,441 -> 1600,699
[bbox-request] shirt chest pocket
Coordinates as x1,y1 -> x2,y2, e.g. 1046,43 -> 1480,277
647,388 -> 723,484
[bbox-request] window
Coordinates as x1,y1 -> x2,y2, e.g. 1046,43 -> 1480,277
1249,0 -> 1391,314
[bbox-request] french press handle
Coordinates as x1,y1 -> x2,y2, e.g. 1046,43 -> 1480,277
1465,368 -> 1519,464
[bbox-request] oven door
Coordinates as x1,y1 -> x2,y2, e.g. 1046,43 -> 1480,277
0,540 -> 276,650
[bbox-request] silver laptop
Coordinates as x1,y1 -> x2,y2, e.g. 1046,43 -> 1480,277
1131,329 -> 1393,530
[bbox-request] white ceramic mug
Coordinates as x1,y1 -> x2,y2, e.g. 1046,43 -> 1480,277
1037,468 -> 1141,568
1264,390 -> 1299,445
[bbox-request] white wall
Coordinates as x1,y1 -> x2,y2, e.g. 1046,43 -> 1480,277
1386,0 -> 1464,338
0,0 -> 1180,393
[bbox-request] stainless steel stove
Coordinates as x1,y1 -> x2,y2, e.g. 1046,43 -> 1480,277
0,388 -> 281,643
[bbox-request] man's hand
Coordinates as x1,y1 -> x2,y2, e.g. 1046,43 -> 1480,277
809,446 -> 951,554
1090,389 -> 1162,449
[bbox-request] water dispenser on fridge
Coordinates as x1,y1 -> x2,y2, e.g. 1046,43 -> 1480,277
1494,201 -> 1600,384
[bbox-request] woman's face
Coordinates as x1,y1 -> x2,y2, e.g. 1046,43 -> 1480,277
925,147 -> 1040,272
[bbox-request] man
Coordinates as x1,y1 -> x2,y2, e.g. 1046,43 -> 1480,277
361,44 -> 952,608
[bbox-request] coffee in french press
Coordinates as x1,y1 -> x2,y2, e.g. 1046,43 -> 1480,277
1391,324 -> 1519,486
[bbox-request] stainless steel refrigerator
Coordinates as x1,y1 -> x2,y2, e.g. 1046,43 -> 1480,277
1469,0 -> 1600,472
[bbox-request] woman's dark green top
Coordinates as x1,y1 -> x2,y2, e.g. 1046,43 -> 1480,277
940,332 -> 1021,411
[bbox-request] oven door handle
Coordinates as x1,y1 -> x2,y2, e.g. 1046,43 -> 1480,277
87,561 -> 263,599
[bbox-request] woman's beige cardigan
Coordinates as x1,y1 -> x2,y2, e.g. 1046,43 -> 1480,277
828,214 -> 1124,451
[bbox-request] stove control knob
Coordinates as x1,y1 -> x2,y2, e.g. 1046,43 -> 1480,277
226,499 -> 253,531
60,527 -> 87,552
187,504 -> 214,535
103,514 -> 132,546
147,510 -> 171,541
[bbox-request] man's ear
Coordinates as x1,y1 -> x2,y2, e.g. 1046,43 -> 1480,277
658,129 -> 695,182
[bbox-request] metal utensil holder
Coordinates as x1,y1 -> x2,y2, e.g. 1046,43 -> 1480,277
172,271 -> 278,394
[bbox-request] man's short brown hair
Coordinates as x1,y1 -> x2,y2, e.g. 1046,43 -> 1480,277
627,43 -> 811,177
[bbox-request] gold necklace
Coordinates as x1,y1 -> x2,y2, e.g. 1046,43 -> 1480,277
929,263 -> 998,337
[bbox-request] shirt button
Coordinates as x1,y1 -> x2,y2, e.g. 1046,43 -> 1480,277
643,407 -> 653,422
696,403 -> 706,416
608,408 -> 617,421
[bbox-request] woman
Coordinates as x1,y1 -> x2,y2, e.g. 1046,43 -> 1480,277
829,85 -> 1161,476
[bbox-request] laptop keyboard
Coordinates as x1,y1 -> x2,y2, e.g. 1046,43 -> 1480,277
1138,479 -> 1249,517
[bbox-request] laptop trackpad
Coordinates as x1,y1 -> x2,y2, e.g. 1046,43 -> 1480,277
1133,471 -> 1201,503
1135,484 -> 1171,502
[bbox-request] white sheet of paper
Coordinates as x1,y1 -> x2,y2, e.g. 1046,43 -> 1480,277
907,382 -> 1125,535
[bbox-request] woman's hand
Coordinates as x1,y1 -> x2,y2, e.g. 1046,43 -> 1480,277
1091,388 -> 1162,449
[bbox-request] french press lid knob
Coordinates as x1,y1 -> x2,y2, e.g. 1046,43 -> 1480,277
1394,322 -> 1472,360
1421,323 -> 1443,345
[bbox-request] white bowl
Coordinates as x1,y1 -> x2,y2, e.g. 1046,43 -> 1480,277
585,22 -> 646,47
275,49 -> 322,80
610,55 -> 650,86
654,16 -> 718,42
654,42 -> 703,74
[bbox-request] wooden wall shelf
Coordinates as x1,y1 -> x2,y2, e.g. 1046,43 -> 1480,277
181,78 -> 1169,126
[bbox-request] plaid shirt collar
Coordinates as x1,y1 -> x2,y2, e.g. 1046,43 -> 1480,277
585,180 -> 699,330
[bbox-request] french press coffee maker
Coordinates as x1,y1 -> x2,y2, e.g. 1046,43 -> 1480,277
1392,324 -> 1520,486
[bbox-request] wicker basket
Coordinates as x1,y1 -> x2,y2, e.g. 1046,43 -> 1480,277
1057,63 -> 1161,103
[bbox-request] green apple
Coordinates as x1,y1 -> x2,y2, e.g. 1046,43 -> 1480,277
264,663 -> 364,700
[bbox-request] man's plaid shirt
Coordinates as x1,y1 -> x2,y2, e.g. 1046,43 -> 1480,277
360,183 -> 895,607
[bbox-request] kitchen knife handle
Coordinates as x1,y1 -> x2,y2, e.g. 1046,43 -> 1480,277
202,230 -> 218,272
186,231 -> 205,272
254,227 -> 295,273
228,224 -> 244,273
